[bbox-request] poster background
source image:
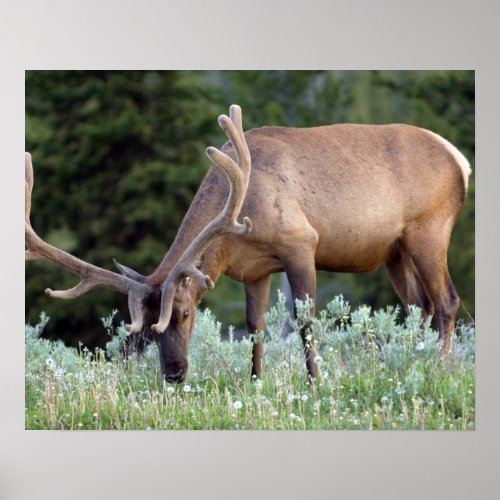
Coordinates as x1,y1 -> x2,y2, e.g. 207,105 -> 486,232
2,1 -> 498,499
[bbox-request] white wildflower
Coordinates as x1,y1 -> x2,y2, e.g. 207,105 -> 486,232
45,357 -> 56,371
183,384 -> 191,393
233,400 -> 243,410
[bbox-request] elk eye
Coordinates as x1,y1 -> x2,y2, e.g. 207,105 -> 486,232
183,310 -> 190,318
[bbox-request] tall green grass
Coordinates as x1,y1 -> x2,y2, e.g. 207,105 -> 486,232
25,294 -> 475,430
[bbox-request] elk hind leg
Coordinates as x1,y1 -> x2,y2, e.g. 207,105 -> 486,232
385,247 -> 434,318
403,230 -> 460,354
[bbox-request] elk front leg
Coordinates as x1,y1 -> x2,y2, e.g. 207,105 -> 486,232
282,252 -> 320,380
244,275 -> 271,378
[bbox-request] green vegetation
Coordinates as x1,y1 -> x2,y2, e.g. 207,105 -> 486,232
25,296 -> 475,430
25,71 -> 475,349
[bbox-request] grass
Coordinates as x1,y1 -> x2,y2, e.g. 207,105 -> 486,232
25,294 -> 475,430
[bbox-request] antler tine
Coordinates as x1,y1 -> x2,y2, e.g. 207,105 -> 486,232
25,153 -> 151,333
151,105 -> 252,333
25,153 -> 34,224
225,104 -> 251,175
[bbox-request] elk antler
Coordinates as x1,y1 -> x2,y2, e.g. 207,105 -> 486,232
151,104 -> 252,333
25,153 -> 152,333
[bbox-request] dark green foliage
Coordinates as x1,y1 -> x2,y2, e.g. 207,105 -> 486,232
25,71 -> 474,346
25,71 -> 221,346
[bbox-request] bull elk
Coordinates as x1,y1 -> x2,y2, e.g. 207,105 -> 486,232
25,104 -> 471,383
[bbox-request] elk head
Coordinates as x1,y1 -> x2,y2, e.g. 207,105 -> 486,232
150,104 -> 252,382
25,104 -> 252,384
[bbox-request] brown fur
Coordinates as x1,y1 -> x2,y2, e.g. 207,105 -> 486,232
144,123 -> 469,381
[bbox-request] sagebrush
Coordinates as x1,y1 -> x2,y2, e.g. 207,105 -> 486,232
25,294 -> 475,430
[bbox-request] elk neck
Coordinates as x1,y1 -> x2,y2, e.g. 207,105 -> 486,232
192,239 -> 228,303
145,165 -> 230,290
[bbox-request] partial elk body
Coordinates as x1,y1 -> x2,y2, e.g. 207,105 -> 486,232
25,105 -> 470,383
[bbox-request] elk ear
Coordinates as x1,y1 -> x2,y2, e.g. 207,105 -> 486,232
113,259 -> 146,284
180,277 -> 191,290
174,277 -> 191,299
194,255 -> 204,270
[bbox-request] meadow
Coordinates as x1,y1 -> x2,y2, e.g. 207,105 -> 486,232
25,294 -> 475,430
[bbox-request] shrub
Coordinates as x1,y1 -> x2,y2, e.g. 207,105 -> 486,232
25,296 -> 475,430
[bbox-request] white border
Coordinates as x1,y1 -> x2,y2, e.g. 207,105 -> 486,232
2,1 -> 498,499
